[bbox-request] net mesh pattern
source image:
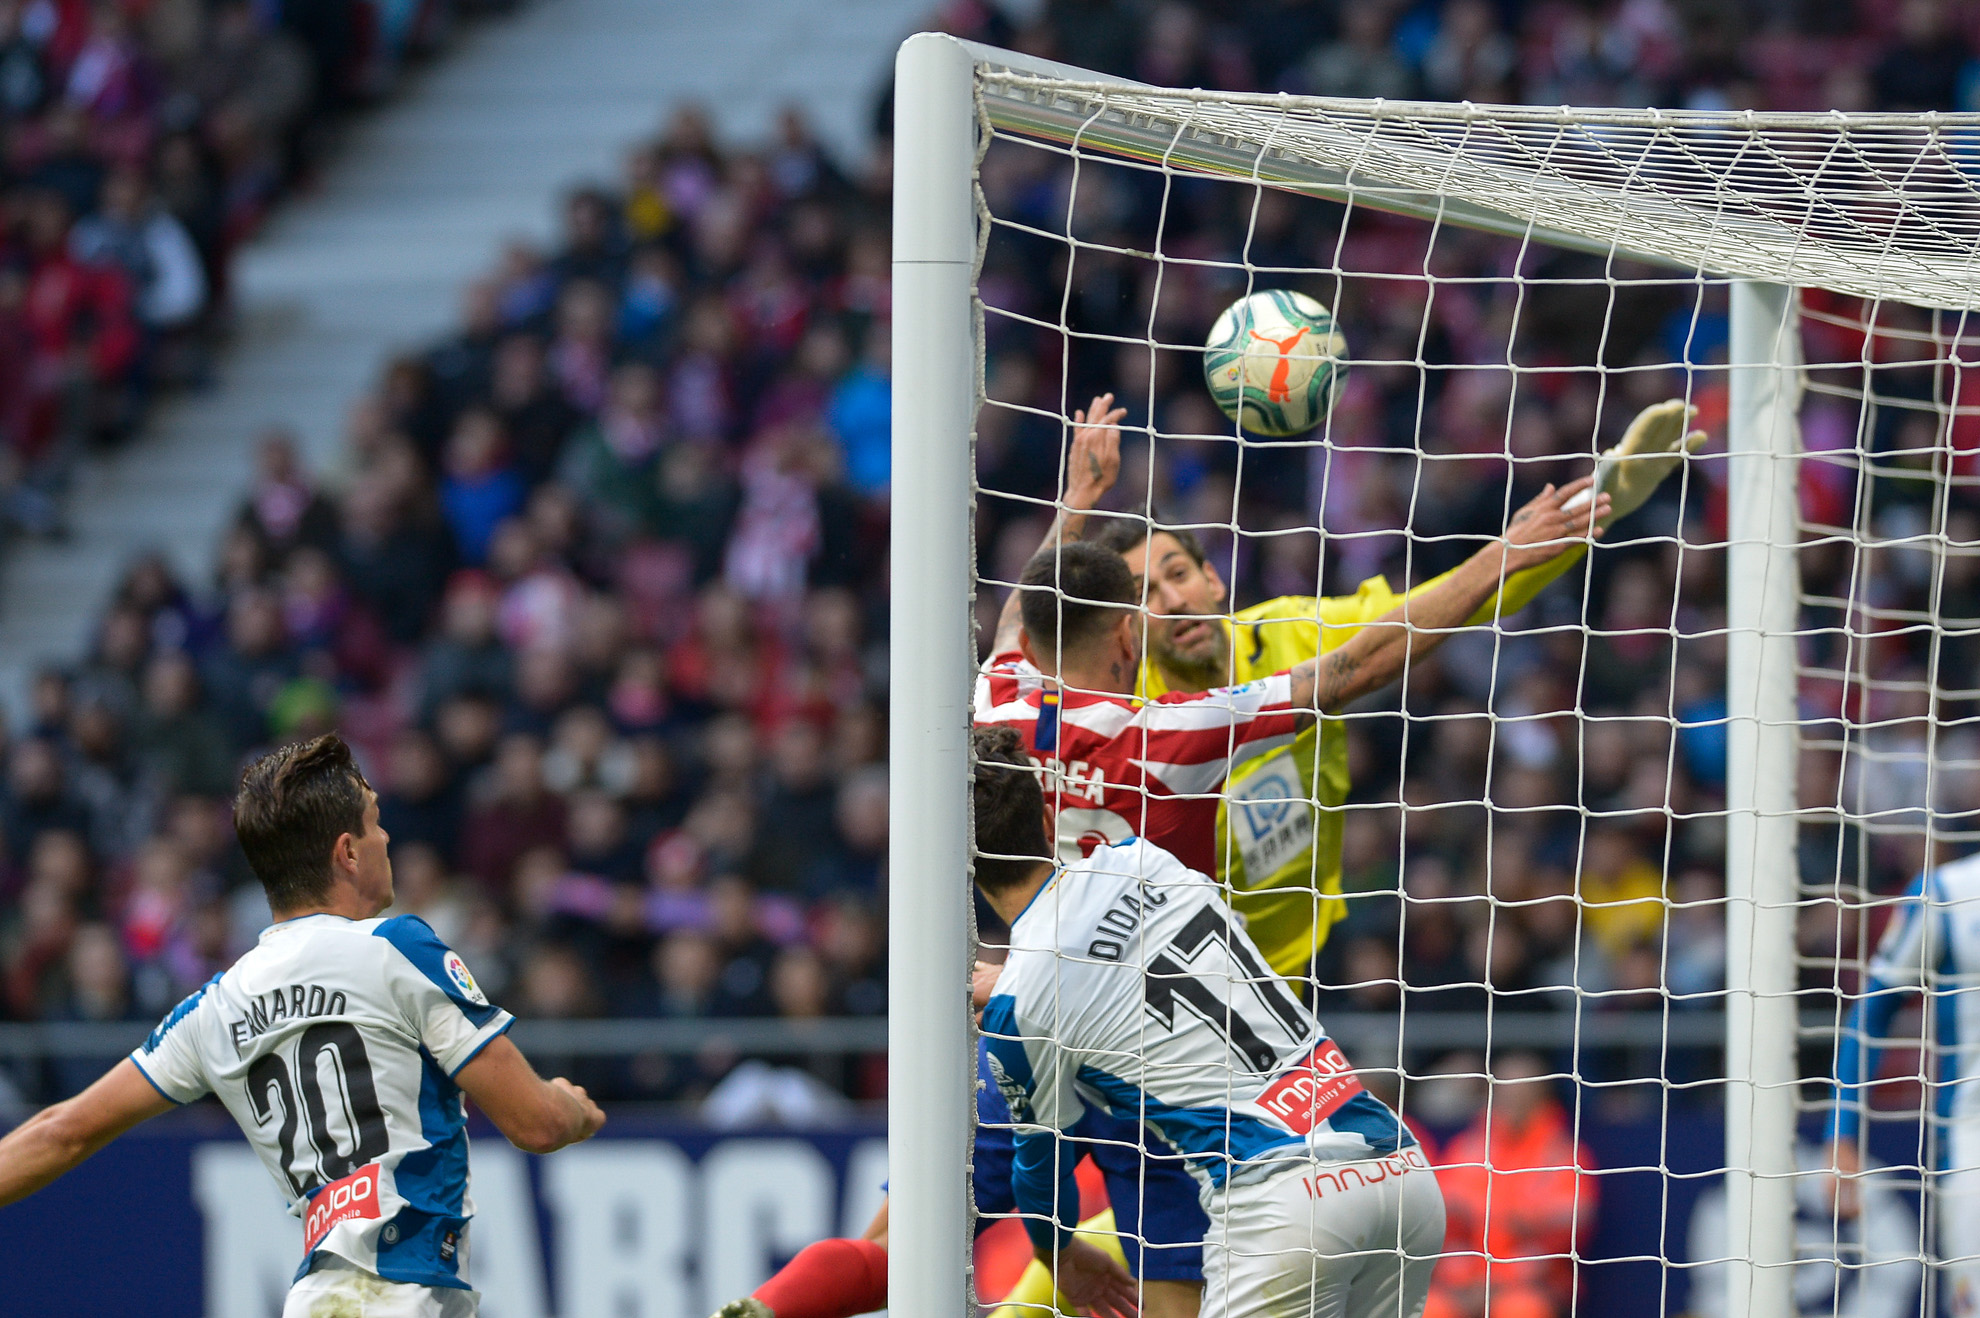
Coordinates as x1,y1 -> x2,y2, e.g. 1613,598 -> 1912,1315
960,68 -> 1963,1318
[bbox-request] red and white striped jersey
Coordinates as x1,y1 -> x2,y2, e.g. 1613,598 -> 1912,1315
973,649 -> 1301,877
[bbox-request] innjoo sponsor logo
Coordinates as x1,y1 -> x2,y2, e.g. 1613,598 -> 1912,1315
1301,1149 -> 1430,1201
1255,1039 -> 1363,1134
303,1163 -> 382,1254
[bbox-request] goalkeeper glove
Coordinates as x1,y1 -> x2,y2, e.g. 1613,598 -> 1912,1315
1563,398 -> 1707,526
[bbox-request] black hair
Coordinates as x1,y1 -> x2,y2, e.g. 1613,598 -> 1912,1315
972,725 -> 1051,894
1017,541 -> 1136,658
1091,516 -> 1208,568
233,734 -> 371,912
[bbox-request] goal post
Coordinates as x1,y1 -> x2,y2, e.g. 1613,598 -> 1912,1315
891,31 -> 1980,1318
1722,279 -> 1803,1318
888,31 -> 980,1318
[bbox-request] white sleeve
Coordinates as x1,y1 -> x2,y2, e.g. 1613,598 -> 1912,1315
981,985 -> 1083,1134
129,976 -> 221,1104
1865,874 -> 1936,991
372,916 -> 515,1075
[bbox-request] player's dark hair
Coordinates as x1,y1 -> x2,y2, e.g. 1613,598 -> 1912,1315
972,725 -> 1051,895
1018,541 -> 1135,658
234,734 -> 372,912
1091,516 -> 1208,568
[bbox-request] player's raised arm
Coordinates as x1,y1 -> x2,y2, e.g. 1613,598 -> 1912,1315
1290,477 -> 1609,715
1313,398 -> 1707,646
456,1035 -> 606,1155
990,393 -> 1125,657
0,1059 -> 175,1207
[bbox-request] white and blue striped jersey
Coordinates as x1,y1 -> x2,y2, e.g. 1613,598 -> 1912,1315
129,912 -> 514,1290
982,837 -> 1409,1246
1831,852 -> 1980,1167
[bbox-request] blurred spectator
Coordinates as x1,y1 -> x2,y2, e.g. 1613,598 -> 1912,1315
1874,0 -> 1969,111
240,429 -> 337,555
461,732 -> 566,894
1294,5 -> 1414,99
1427,1053 -> 1598,1318
69,167 -> 208,334
417,572 -> 512,717
439,407 -> 525,565
3,740 -> 91,865
378,728 -> 462,861
46,922 -> 140,1097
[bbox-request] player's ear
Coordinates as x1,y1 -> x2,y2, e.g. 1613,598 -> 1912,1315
1114,610 -> 1140,664
330,830 -> 360,876
1016,627 -> 1041,670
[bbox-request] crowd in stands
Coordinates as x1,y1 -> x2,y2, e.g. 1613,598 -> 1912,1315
958,0 -> 1980,113
2,0 -> 1975,1131
0,0 -> 508,539
0,90 -> 896,1106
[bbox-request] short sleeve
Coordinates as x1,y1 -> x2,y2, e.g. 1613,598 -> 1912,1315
981,990 -> 1083,1134
130,975 -> 221,1104
372,916 -> 514,1075
1866,873 -> 1936,991
1133,674 -> 1300,792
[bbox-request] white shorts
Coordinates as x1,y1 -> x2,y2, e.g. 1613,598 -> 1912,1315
283,1258 -> 480,1318
1939,1165 -> 1980,1318
1203,1149 -> 1445,1318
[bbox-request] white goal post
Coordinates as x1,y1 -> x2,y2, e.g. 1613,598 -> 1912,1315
890,30 -> 1980,1318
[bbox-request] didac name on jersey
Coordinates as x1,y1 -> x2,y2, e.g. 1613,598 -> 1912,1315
228,982 -> 349,1057
1083,873 -> 1171,962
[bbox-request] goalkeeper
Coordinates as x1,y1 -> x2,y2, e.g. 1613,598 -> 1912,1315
1092,399 -> 1705,978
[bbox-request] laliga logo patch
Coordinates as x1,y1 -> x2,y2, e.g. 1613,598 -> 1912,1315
444,951 -> 488,1006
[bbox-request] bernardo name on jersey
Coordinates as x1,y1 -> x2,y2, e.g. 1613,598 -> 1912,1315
131,911 -> 512,1289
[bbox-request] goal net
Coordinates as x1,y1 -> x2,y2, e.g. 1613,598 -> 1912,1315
888,32 -> 1980,1318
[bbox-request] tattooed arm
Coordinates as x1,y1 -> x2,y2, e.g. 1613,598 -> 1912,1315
990,392 -> 1127,657
1286,478 -> 1610,717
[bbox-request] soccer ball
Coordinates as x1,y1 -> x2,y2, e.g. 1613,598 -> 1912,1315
1202,290 -> 1349,436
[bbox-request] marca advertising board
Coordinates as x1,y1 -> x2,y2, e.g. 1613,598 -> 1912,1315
0,1106 -> 1920,1318
0,1108 -> 887,1318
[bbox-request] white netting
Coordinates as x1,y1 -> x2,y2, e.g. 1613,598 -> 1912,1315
958,69 -> 1971,1318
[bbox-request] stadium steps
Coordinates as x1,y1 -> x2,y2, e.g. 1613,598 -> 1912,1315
0,0 -> 926,715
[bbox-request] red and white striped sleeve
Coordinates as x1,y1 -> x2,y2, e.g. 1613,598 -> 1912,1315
1128,675 -> 1301,795
974,650 -> 1039,725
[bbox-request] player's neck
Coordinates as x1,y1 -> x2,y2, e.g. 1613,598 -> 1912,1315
272,883 -> 389,925
984,863 -> 1054,926
1056,651 -> 1134,696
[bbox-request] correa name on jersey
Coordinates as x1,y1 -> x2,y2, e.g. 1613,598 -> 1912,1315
973,650 -> 1299,876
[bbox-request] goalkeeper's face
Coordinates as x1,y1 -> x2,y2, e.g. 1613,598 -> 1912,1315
1123,532 -> 1230,678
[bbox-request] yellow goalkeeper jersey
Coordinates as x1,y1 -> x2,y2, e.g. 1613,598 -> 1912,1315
1137,552 -> 1579,977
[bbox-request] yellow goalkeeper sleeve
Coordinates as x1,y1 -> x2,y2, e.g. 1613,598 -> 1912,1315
988,1209 -> 1126,1318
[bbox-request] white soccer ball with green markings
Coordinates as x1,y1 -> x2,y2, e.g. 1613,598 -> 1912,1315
1203,289 -> 1349,437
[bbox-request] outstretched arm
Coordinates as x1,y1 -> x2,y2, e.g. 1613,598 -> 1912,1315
990,393 -> 1126,657
1328,399 -> 1707,641
1290,478 -> 1609,715
0,1060 -> 175,1208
